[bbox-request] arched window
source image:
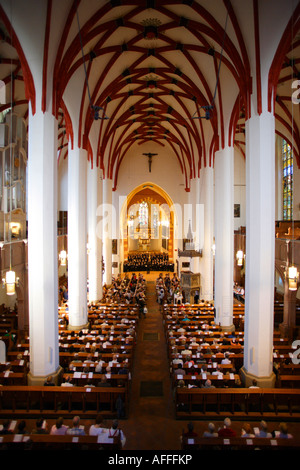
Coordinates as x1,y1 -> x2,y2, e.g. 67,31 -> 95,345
138,201 -> 148,227
152,204 -> 159,238
282,139 -> 293,220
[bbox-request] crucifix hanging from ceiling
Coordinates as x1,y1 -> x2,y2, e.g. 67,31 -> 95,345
142,152 -> 158,172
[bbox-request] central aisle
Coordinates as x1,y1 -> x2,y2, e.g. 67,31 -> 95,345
124,273 -> 178,450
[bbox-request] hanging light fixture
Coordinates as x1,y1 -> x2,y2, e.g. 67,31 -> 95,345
2,45 -> 18,296
59,249 -> 68,266
236,249 -> 244,266
288,265 -> 299,291
3,270 -> 17,295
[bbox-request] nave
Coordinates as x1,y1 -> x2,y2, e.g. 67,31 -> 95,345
1,273 -> 300,451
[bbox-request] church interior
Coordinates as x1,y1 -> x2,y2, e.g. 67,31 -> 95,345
0,0 -> 299,452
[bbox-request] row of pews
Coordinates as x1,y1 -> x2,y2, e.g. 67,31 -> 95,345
0,433 -> 122,451
163,303 -> 300,420
181,434 -> 300,450
0,301 -> 142,422
0,417 -> 122,450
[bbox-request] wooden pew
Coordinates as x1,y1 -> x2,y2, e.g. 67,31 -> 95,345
278,375 -> 300,388
0,433 -> 122,451
0,372 -> 26,385
175,387 -> 300,419
61,372 -> 130,388
173,372 -> 239,388
0,385 -> 128,418
181,436 -> 300,450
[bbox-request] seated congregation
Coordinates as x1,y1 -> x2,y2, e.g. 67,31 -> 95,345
0,270 -> 299,450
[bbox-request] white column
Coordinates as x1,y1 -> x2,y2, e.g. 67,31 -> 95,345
87,164 -> 103,303
188,178 -> 201,274
67,144 -> 88,328
243,110 -> 275,381
103,177 -> 113,285
27,105 -> 59,379
201,166 -> 214,301
214,146 -> 234,329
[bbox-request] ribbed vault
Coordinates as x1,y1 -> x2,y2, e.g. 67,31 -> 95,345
0,0 -> 299,190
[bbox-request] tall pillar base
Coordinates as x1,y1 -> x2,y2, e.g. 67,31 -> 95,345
239,366 -> 276,388
27,366 -> 63,386
279,322 -> 299,342
220,324 -> 235,333
68,322 -> 90,331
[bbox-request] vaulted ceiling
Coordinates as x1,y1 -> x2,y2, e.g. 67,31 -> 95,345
0,0 -> 299,191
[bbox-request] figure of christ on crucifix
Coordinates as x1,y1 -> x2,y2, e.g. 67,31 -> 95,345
142,152 -> 158,172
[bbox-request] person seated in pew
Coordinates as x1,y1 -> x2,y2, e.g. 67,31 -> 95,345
44,375 -> 55,386
241,423 -> 255,438
181,347 -> 192,358
190,337 -> 200,347
212,365 -> 223,377
84,354 -> 95,365
200,364 -> 208,374
97,375 -> 112,387
205,346 -> 213,355
95,357 -> 106,373
84,379 -> 95,388
201,379 -> 215,389
190,379 -> 202,388
254,420 -> 272,438
176,379 -> 186,390
221,335 -> 232,346
202,423 -> 218,438
71,353 -> 82,365
0,419 -> 13,435
273,422 -> 293,439
108,420 -> 126,448
172,353 -> 183,368
249,379 -> 260,389
17,420 -> 28,435
233,376 -> 242,388
183,357 -> 195,368
217,418 -> 237,438
174,365 -> 186,377
181,422 -> 198,441
89,414 -> 108,436
195,353 -> 207,365
108,357 -> 118,369
221,352 -> 232,365
118,362 -> 129,375
186,364 -> 198,376
50,417 -> 69,435
103,337 -> 112,348
66,416 -> 85,436
31,418 -> 49,434
61,375 -> 73,387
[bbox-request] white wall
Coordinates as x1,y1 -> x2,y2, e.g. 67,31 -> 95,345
115,141 -> 188,208
114,140 -> 189,251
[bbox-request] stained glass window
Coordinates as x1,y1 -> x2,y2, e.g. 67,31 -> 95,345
152,204 -> 159,238
138,201 -> 148,227
282,139 -> 293,220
